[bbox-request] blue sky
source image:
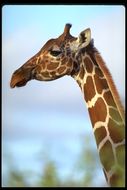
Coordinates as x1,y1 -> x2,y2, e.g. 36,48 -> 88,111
3,5 -> 122,36
2,5 -> 125,187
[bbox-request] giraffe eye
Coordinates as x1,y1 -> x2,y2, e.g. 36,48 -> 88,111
50,50 -> 62,57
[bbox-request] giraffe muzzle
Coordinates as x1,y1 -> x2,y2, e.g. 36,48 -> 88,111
10,75 -> 27,88
10,67 -> 32,88
10,72 -> 28,88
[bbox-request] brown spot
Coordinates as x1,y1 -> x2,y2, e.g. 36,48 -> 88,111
47,62 -> 59,70
50,71 -> 56,76
79,65 -> 85,80
94,75 -> 108,94
103,91 -> 117,108
30,57 -> 37,64
109,108 -> 123,123
95,67 -> 104,77
89,53 -> 98,66
94,127 -> 107,147
66,50 -> 71,56
67,58 -> 73,67
60,54 -> 65,59
84,57 -> 93,73
71,61 -> 79,76
41,62 -> 46,70
42,72 -> 50,78
56,57 -> 60,61
73,61 -> 79,71
43,55 -> 50,60
72,53 -> 75,58
36,65 -> 42,72
108,118 -> 124,143
37,57 -> 42,64
57,66 -> 66,74
61,57 -> 68,64
99,140 -> 115,172
116,145 -> 125,168
88,98 -> 107,127
109,166 -> 125,187
84,76 -> 96,102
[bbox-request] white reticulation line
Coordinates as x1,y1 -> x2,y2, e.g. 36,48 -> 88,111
86,89 -> 110,109
86,93 -> 100,108
82,72 -> 93,85
93,116 -> 109,133
91,88 -> 110,134
114,139 -> 125,148
109,116 -> 124,126
98,135 -> 109,152
108,106 -> 118,111
105,169 -> 114,186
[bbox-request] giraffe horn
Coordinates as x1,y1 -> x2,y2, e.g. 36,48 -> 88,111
63,23 -> 72,36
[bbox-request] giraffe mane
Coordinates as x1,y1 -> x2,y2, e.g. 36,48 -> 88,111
84,39 -> 125,121
94,52 -> 125,122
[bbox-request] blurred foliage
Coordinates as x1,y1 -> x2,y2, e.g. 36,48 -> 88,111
2,136 -> 106,187
6,170 -> 28,187
38,161 -> 60,187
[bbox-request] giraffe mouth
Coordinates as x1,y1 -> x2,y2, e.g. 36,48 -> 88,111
10,71 -> 30,88
10,76 -> 28,88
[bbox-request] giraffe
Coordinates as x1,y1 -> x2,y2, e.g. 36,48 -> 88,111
10,24 -> 125,187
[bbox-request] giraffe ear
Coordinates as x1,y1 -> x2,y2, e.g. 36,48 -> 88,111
78,28 -> 91,48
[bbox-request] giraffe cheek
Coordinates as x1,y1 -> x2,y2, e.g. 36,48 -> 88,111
57,66 -> 67,75
47,62 -> 59,70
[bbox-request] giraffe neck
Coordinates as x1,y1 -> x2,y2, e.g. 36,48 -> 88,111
72,51 -> 125,187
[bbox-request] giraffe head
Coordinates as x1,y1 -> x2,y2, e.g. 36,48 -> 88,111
10,24 -> 91,88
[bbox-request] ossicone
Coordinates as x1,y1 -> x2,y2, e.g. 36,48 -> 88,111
63,23 -> 72,36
